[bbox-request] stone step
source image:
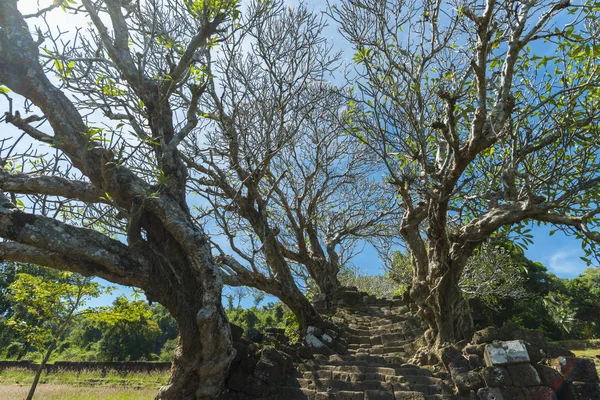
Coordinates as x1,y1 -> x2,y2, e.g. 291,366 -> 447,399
402,376 -> 446,386
348,343 -> 372,350
369,346 -> 409,355
347,336 -> 410,346
272,386 -> 316,399
348,349 -> 371,355
408,383 -> 449,395
270,304 -> 452,400
286,378 -> 449,394
364,389 -> 394,399
394,391 -> 427,400
296,364 -> 436,378
393,393 -> 453,400
318,390 -> 364,400
297,364 -> 368,373
287,377 -> 397,392
381,339 -> 414,348
348,322 -> 407,329
348,322 -> 410,335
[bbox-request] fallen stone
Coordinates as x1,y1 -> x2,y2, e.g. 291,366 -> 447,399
324,328 -> 338,339
449,357 -> 471,376
550,356 -> 599,383
464,344 -> 486,358
497,323 -> 520,341
527,385 -> 557,400
296,345 -> 313,360
253,359 -> 281,385
321,333 -> 333,344
477,386 -> 504,400
230,323 -> 244,341
440,345 -> 464,370
334,287 -> 362,306
230,341 -> 260,376
276,344 -> 297,360
546,345 -> 576,359
500,386 -> 526,400
508,329 -> 546,363
484,340 -> 530,366
534,364 -> 565,391
567,381 -> 600,399
307,326 -> 324,337
226,372 -> 248,393
473,326 -> 499,344
305,333 -> 334,355
506,363 -> 541,387
253,347 -> 289,385
242,375 -> 270,397
454,370 -> 485,393
468,354 -> 483,370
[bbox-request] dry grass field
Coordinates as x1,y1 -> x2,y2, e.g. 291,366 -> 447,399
0,384 -> 158,400
0,368 -> 169,399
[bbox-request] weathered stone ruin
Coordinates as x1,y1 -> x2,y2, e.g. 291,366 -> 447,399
442,324 -> 600,399
219,287 -> 454,399
218,287 -> 600,399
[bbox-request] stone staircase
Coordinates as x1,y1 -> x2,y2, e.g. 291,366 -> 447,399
222,289 -> 600,399
274,303 -> 453,400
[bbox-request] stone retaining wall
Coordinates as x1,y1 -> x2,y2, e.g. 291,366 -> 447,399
0,360 -> 172,373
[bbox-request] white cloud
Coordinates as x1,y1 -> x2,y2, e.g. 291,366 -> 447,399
547,248 -> 587,278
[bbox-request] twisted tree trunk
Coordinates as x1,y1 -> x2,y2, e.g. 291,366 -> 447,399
136,221 -> 235,400
408,203 -> 473,362
261,231 -> 322,332
155,296 -> 234,400
305,259 -> 340,306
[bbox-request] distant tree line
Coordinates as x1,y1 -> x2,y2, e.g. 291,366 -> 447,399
0,261 -> 304,364
0,262 -> 178,363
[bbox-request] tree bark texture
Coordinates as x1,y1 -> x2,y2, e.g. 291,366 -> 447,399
125,216 -> 236,400
259,229 -> 322,331
407,202 -> 473,355
306,258 -> 340,304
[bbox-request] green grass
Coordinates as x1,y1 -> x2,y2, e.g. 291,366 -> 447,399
551,339 -> 600,350
0,368 -> 169,388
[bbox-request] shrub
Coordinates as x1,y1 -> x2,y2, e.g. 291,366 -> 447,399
5,342 -> 25,359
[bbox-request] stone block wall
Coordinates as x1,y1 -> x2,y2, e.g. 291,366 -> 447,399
219,323 -> 316,399
444,324 -> 600,400
0,360 -> 172,373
